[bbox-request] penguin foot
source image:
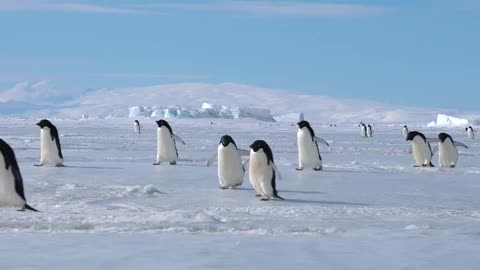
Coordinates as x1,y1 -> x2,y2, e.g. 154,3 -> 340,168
296,167 -> 303,171
55,163 -> 64,167
260,197 -> 270,201
219,186 -> 228,189
153,162 -> 160,165
170,161 -> 177,165
255,194 -> 262,197
313,166 -> 323,171
34,164 -> 43,167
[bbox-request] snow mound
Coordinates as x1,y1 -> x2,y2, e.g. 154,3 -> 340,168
427,114 -> 469,127
128,103 -> 275,122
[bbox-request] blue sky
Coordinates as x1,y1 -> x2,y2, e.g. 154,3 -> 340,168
0,0 -> 479,109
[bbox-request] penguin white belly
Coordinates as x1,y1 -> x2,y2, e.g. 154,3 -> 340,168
156,128 -> 178,162
367,128 -> 372,137
439,143 -> 458,168
297,130 -> 321,169
40,129 -> 63,165
134,124 -> 140,134
468,130 -> 474,139
0,169 -> 25,208
411,138 -> 431,166
402,128 -> 408,139
361,127 -> 367,137
249,151 -> 274,198
218,145 -> 244,188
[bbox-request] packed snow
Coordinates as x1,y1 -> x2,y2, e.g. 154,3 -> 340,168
0,118 -> 479,269
427,114 -> 470,127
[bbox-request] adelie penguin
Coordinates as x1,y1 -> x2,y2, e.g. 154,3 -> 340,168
134,120 -> 141,134
153,120 -> 185,165
360,123 -> 367,138
0,139 -> 38,212
36,119 -> 64,167
402,125 -> 409,139
246,140 -> 283,201
432,133 -> 468,168
406,131 -> 438,167
296,120 -> 329,171
466,126 -> 475,140
366,124 -> 373,138
207,135 -> 250,189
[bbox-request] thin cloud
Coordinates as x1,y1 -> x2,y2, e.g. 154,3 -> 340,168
146,1 -> 387,17
96,73 -> 210,80
0,0 -> 150,14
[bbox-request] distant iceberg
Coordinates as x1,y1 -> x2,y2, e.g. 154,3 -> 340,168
427,114 -> 469,127
128,103 -> 276,122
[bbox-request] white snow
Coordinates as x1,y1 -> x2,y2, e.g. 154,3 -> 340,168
0,118 -> 479,269
427,114 -> 470,127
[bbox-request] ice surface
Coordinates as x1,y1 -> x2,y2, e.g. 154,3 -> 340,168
427,114 -> 470,127
0,118 -> 479,269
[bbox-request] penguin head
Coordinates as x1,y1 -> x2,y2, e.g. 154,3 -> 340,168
134,120 -> 139,125
0,139 -> 17,170
219,135 -> 236,147
250,140 -> 274,164
404,125 -> 407,128
156,119 -> 173,134
36,119 -> 54,129
438,132 -> 452,143
297,120 -> 310,129
406,131 -> 425,142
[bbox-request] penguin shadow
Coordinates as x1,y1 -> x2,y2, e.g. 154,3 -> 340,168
235,187 -> 327,195
61,165 -> 124,170
322,168 -> 393,175
282,198 -> 370,207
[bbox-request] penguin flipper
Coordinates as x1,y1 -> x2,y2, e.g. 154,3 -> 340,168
242,159 -> 250,171
206,153 -> 218,167
172,134 -> 185,145
313,137 -> 330,147
237,149 -> 250,157
454,141 -> 468,149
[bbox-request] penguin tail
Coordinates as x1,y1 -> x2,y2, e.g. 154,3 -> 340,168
24,204 -> 39,212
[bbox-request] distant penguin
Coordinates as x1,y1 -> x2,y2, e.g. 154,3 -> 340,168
134,120 -> 141,134
0,139 -> 38,211
296,120 -> 329,171
432,133 -> 468,168
247,140 -> 283,201
153,120 -> 185,165
207,135 -> 250,189
406,131 -> 437,167
360,124 -> 367,138
36,119 -> 64,167
367,124 -> 373,137
402,125 -> 409,139
466,126 -> 475,139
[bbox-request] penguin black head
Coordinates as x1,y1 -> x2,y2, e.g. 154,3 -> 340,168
404,125 -> 408,128
297,120 -> 310,129
156,119 -> 173,132
406,131 -> 426,142
368,124 -> 372,128
0,139 -> 17,170
36,119 -> 54,129
438,132 -> 452,143
135,120 -> 140,124
219,135 -> 236,147
250,140 -> 274,164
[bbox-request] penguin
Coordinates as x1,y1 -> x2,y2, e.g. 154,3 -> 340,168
360,123 -> 367,138
35,119 -> 64,167
247,140 -> 283,201
153,120 -> 185,165
296,120 -> 329,171
134,120 -> 141,134
406,131 -> 438,167
367,124 -> 373,137
402,125 -> 409,139
466,126 -> 475,140
0,139 -> 38,212
432,133 -> 468,168
207,135 -> 250,189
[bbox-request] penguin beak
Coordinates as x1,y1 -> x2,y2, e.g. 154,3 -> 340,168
36,122 -> 41,127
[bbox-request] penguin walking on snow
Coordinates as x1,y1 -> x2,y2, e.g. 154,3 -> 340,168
296,120 -> 329,171
466,126 -> 475,140
35,119 -> 64,167
360,123 -> 367,138
406,131 -> 438,167
367,124 -> 373,137
0,139 -> 38,211
246,140 -> 283,201
432,133 -> 468,168
134,120 -> 142,134
402,125 -> 409,139
153,120 -> 185,165
207,135 -> 250,189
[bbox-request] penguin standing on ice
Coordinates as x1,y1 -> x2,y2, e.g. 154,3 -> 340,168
207,135 -> 250,189
360,123 -> 367,138
247,140 -> 283,201
367,124 -> 373,137
0,139 -> 38,211
406,131 -> 438,167
153,120 -> 185,165
432,133 -> 468,168
466,126 -> 475,140
36,119 -> 64,167
134,120 -> 141,134
296,120 -> 329,171
402,125 -> 409,139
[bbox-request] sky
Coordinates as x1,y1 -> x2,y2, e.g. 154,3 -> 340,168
0,0 -> 479,110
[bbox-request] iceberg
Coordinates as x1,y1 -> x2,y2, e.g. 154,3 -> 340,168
427,114 -> 469,127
